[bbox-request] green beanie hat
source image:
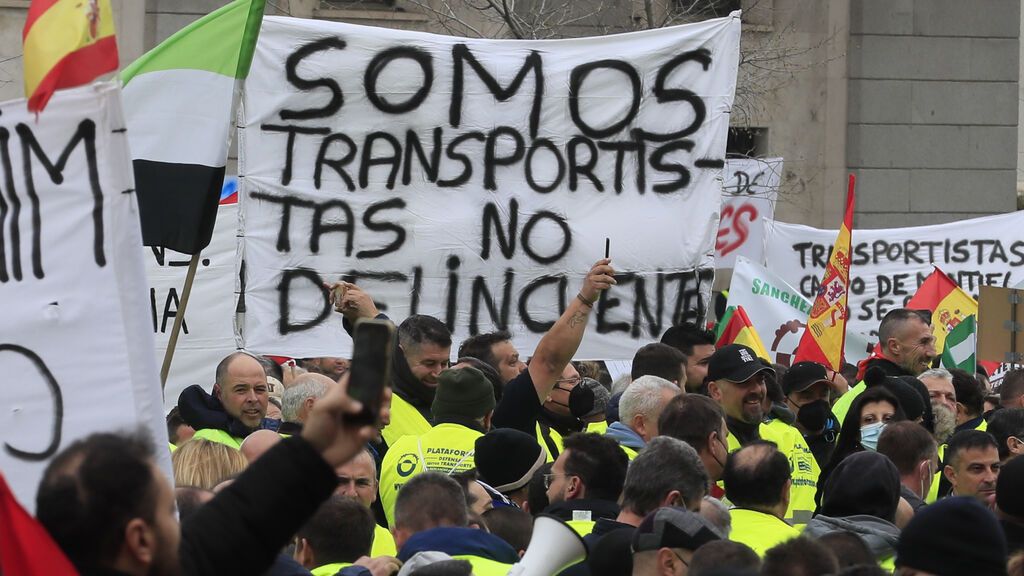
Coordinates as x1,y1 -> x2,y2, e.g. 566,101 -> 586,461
431,367 -> 496,422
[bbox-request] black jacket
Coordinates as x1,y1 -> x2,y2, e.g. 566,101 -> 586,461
179,436 -> 337,575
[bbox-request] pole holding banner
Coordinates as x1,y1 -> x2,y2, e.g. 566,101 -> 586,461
160,254 -> 200,388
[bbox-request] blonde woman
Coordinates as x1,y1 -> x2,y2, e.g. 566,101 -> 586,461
172,438 -> 248,490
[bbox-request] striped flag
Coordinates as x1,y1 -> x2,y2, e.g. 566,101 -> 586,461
907,267 -> 977,354
121,0 -> 265,254
715,305 -> 771,360
941,314 -> 976,372
793,175 -> 856,371
22,0 -> 118,113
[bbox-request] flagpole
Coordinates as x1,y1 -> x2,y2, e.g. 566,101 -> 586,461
160,253 -> 201,390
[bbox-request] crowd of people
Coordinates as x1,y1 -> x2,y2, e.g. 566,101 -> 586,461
34,258 -> 1024,576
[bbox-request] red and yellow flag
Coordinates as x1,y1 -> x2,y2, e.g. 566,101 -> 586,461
794,175 -> 856,371
23,0 -> 118,113
907,266 -> 977,354
716,305 -> 771,360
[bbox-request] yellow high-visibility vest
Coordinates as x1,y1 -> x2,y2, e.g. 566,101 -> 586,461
371,524 -> 397,557
191,428 -> 243,450
727,419 -> 820,528
382,394 -> 432,447
728,508 -> 800,557
379,423 -> 481,526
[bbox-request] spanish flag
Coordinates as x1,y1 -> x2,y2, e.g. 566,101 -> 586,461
907,266 -> 977,354
793,175 -> 856,371
715,305 -> 771,360
0,471 -> 77,576
23,0 -> 118,113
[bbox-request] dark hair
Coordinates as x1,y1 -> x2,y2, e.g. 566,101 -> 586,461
398,315 -> 452,351
658,394 -> 725,453
988,408 -> 1024,461
837,565 -> 889,576
166,406 -> 186,444
297,496 -> 374,564
457,331 -> 512,372
817,531 -> 875,569
451,469 -> 481,510
1001,370 -> 1024,405
950,368 -> 985,418
946,429 -> 999,469
394,472 -> 468,532
175,486 -> 213,522
660,322 -> 715,357
689,540 -> 760,576
453,356 -> 505,401
526,462 -> 553,517
878,308 -> 930,343
35,431 -> 158,571
829,386 -> 905,470
482,506 -> 533,552
255,355 -> 283,382
561,433 -> 629,501
630,343 -> 686,383
621,437 -> 707,515
722,441 -> 790,510
877,421 -> 937,475
761,537 -> 839,576
816,386 -> 905,507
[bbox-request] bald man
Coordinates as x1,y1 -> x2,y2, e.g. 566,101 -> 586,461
240,430 -> 282,463
192,352 -> 269,449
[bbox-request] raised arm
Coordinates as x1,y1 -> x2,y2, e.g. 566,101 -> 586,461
527,258 -> 616,403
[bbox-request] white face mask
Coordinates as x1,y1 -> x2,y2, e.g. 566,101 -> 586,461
860,421 -> 886,451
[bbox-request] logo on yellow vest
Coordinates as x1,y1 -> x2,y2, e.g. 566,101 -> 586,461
397,453 -> 418,477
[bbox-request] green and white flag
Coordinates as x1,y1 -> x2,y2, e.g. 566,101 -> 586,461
941,314 -> 976,372
121,0 -> 265,254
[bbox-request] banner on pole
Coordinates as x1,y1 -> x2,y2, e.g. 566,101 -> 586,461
727,256 -> 873,366
237,15 -> 741,360
715,157 -> 781,268
764,212 -> 1024,341
0,83 -> 169,510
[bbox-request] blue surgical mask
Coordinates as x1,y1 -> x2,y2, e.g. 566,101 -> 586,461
860,421 -> 886,451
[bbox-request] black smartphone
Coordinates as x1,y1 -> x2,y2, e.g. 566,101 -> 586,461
347,318 -> 394,426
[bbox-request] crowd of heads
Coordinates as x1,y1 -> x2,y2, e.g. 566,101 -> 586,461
30,296 -> 1024,576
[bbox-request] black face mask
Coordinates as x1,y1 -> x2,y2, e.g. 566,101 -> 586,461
796,399 -> 831,433
568,382 -> 596,419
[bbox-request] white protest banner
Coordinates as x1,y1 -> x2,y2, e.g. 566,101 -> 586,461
237,15 -> 741,360
145,182 -> 239,411
727,256 -> 873,366
716,157 -> 781,268
0,83 -> 170,509
764,212 -> 1024,340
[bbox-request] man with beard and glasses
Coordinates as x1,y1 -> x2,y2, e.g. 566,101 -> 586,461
833,309 -> 937,425
706,344 -> 819,528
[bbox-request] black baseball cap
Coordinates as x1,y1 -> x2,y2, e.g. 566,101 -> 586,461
632,507 -> 723,553
782,361 -> 830,395
706,344 -> 775,384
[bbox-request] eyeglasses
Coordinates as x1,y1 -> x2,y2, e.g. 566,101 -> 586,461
671,549 -> 690,567
543,472 -> 572,490
554,376 -> 582,391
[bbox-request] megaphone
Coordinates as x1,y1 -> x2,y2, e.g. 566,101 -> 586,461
507,514 -> 588,576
